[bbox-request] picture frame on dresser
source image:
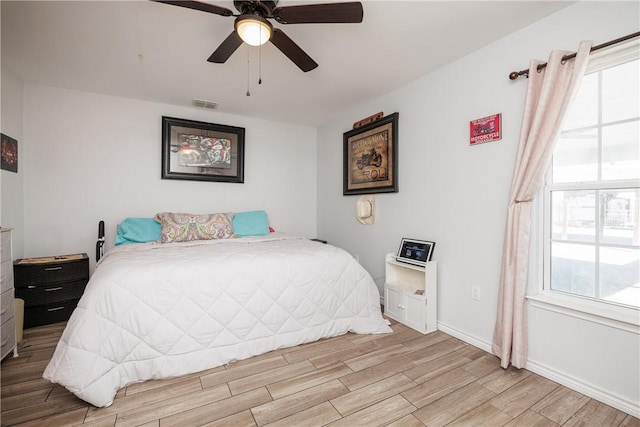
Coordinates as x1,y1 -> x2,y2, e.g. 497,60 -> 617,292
161,116 -> 245,183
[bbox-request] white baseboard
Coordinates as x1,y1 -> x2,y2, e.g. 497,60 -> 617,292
436,321 -> 639,418
437,321 -> 493,354
524,359 -> 640,418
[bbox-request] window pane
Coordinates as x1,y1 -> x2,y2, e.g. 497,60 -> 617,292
602,59 -> 640,123
553,128 -> 598,183
563,72 -> 598,129
600,247 -> 640,308
601,189 -> 640,245
551,242 -> 595,297
602,121 -> 640,180
551,190 -> 596,242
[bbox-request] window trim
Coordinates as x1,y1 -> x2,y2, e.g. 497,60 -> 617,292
527,292 -> 639,334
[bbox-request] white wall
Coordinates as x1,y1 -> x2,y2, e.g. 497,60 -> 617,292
317,1 -> 639,416
1,62 -> 24,257
22,85 -> 317,271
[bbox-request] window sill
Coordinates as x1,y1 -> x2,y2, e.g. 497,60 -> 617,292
527,292 -> 640,334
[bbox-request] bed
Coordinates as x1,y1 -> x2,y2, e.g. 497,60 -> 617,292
43,213 -> 391,407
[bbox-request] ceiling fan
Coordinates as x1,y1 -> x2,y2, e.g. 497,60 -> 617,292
152,1 -> 364,72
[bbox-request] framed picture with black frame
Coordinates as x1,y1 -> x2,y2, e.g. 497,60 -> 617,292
396,238 -> 435,267
343,112 -> 399,195
161,116 -> 245,183
1,133 -> 18,173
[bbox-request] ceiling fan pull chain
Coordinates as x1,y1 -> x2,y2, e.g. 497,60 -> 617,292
246,47 -> 251,96
259,42 -> 263,85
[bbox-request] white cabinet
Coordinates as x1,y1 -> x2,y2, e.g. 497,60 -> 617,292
1,228 -> 18,359
384,253 -> 437,334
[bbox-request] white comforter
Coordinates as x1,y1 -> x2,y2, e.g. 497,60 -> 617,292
43,234 -> 391,407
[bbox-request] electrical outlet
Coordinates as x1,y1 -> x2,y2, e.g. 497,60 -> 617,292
471,286 -> 481,301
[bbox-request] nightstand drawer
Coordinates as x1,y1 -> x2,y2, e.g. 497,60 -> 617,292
24,300 -> 78,328
14,257 -> 89,287
0,288 -> 15,325
16,279 -> 87,307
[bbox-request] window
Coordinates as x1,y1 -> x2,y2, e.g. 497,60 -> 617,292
542,40 -> 640,314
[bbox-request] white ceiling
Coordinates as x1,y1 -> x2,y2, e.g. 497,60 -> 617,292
1,1 -> 573,127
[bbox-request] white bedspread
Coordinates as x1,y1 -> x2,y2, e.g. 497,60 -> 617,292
43,234 -> 391,407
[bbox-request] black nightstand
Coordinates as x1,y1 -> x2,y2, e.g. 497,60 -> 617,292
13,253 -> 89,328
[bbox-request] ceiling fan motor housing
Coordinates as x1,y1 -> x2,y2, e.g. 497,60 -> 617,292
233,1 -> 278,17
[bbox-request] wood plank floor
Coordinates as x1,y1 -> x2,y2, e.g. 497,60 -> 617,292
1,320 -> 638,427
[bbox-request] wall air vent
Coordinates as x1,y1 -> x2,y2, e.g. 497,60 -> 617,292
192,98 -> 219,110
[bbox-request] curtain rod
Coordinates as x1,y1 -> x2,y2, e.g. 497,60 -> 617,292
508,31 -> 640,80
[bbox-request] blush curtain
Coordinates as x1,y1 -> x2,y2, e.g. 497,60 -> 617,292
492,41 -> 593,369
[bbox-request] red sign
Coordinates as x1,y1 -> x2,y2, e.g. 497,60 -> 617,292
470,113 -> 502,146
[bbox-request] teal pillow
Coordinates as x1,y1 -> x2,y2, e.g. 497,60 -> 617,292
115,218 -> 162,245
233,210 -> 270,237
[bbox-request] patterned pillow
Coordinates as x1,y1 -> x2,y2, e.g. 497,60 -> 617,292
154,212 -> 234,243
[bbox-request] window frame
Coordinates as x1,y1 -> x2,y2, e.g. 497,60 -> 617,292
531,39 -> 640,333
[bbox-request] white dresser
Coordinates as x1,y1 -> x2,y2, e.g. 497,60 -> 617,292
1,228 -> 18,360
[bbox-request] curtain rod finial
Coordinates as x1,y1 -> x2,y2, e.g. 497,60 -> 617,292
509,70 -> 529,80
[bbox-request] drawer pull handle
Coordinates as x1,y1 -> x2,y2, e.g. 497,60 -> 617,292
27,285 -> 36,289
45,267 -> 63,271
45,287 -> 63,292
47,307 -> 65,312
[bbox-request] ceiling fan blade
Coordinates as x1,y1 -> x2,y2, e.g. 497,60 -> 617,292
207,31 -> 243,63
151,0 -> 233,17
270,29 -> 318,72
273,2 -> 363,24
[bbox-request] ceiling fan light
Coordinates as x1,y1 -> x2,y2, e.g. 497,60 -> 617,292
235,16 -> 272,47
